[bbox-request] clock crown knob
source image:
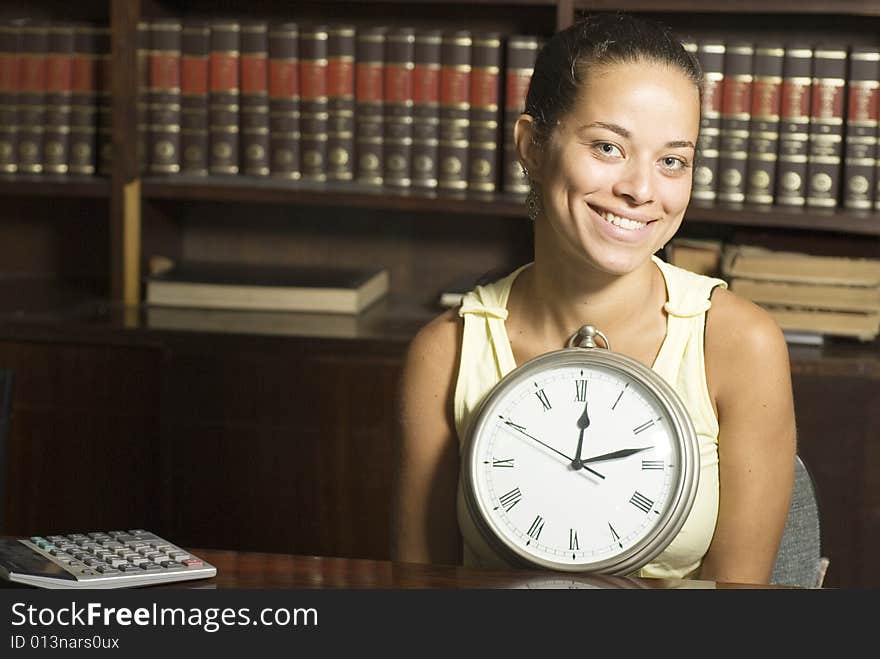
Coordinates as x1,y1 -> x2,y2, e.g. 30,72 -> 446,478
567,325 -> 611,350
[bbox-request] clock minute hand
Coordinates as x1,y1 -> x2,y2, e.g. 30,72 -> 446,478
502,420 -> 605,480
580,447 -> 652,465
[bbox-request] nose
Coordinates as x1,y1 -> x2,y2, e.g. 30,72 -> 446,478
612,158 -> 654,205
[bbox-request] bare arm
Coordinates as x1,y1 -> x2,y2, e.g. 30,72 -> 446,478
698,288 -> 797,585
390,310 -> 463,565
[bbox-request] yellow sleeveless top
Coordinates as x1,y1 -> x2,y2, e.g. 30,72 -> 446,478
453,256 -> 727,579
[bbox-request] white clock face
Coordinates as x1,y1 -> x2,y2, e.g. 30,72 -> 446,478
463,350 -> 698,574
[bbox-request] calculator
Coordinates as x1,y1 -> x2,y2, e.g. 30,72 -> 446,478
0,529 -> 216,589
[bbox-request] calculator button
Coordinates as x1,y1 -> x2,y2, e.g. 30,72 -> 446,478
97,567 -> 121,574
182,558 -> 204,567
141,563 -> 164,571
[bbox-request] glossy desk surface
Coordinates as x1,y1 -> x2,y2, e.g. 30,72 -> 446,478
169,549 -> 790,589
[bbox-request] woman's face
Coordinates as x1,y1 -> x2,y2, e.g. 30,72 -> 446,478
533,59 -> 700,276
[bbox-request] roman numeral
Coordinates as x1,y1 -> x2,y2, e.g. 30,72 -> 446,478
498,488 -> 522,512
629,491 -> 654,514
492,458 -> 515,468
527,515 -> 545,541
574,379 -> 588,402
608,522 -> 622,548
633,419 -> 655,435
535,388 -> 552,411
569,529 -> 579,551
641,459 -> 664,470
612,384 -> 628,410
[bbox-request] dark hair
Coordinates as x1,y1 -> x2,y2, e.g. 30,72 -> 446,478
524,13 -> 702,146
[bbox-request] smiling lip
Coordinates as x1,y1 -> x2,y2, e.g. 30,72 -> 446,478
588,204 -> 657,227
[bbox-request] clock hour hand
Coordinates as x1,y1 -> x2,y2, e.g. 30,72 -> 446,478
501,419 -> 605,480
580,447 -> 652,465
571,398 -> 590,470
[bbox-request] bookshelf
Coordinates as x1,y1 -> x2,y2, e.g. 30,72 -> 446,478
1,0 -> 880,588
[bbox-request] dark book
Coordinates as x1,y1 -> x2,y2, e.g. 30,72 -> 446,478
438,30 -> 471,192
299,24 -> 329,182
717,41 -> 754,204
0,20 -> 22,174
467,32 -> 502,193
43,23 -> 74,175
148,19 -> 182,175
208,20 -> 240,176
775,44 -> 813,207
805,43 -> 848,209
16,21 -> 48,174
692,40 -> 725,203
240,21 -> 270,177
327,24 -> 355,182
355,26 -> 385,186
267,22 -> 300,180
180,20 -> 210,176
411,28 -> 441,190
135,21 -> 149,174
744,42 -> 784,205
68,22 -> 100,176
95,26 -> 111,175
844,47 -> 879,211
145,261 -> 390,314
383,27 -> 415,188
502,35 -> 540,195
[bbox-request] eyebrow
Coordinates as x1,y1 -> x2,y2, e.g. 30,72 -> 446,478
578,121 -> 695,150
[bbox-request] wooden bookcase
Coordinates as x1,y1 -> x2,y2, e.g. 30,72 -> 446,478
1,0 -> 879,588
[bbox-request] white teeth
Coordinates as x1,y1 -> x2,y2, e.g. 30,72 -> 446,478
601,210 -> 646,231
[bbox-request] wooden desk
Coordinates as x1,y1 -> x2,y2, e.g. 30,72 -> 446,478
173,549 -> 792,589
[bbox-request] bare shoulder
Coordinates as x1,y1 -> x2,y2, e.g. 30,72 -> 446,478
400,308 -> 463,412
705,286 -> 791,400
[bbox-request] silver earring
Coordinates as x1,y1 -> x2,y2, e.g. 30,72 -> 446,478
526,186 -> 542,221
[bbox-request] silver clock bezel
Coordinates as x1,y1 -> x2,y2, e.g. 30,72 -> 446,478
461,346 -> 700,576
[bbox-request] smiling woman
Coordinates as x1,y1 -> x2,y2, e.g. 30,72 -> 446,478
392,13 -> 797,587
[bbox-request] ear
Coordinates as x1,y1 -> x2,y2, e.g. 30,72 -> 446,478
514,114 -> 543,183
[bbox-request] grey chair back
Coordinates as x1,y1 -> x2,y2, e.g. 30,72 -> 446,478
770,455 -> 829,588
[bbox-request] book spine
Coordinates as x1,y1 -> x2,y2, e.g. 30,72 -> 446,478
692,40 -> 725,203
716,42 -> 753,204
95,27 -> 111,175
383,27 -> 415,188
68,23 -> 99,176
180,20 -> 210,175
502,35 -> 539,195
805,44 -> 847,208
0,21 -> 21,174
148,19 -> 182,175
240,21 -> 270,177
844,48 -> 879,211
44,23 -> 74,175
744,43 -> 783,205
209,20 -> 240,176
299,24 -> 329,181
411,29 -> 441,189
268,22 -> 300,180
467,31 -> 501,193
17,22 -> 48,174
136,21 -> 149,174
438,30 -> 471,191
775,45 -> 813,207
327,24 -> 355,182
355,26 -> 385,186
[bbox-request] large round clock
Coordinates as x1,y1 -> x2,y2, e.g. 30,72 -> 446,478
460,325 -> 700,576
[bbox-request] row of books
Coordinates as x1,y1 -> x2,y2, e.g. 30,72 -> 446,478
686,38 -> 880,212
136,19 -> 543,195
0,20 -> 111,177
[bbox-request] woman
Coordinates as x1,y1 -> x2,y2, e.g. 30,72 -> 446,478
392,13 -> 796,585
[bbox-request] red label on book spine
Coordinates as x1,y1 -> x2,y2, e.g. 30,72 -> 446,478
384,63 -> 411,104
470,69 -> 498,108
721,78 -> 752,115
701,78 -> 723,115
45,54 -> 72,92
269,60 -> 298,98
750,79 -> 781,118
780,80 -> 811,118
328,59 -> 353,97
440,68 -> 468,105
182,56 -> 208,95
0,55 -> 18,92
210,53 -> 238,92
240,54 -> 267,93
300,61 -> 327,100
848,84 -> 879,122
70,56 -> 96,93
19,56 -> 46,92
413,66 -> 439,104
151,53 -> 181,90
356,62 -> 383,102
811,82 -> 844,120
505,70 -> 531,112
